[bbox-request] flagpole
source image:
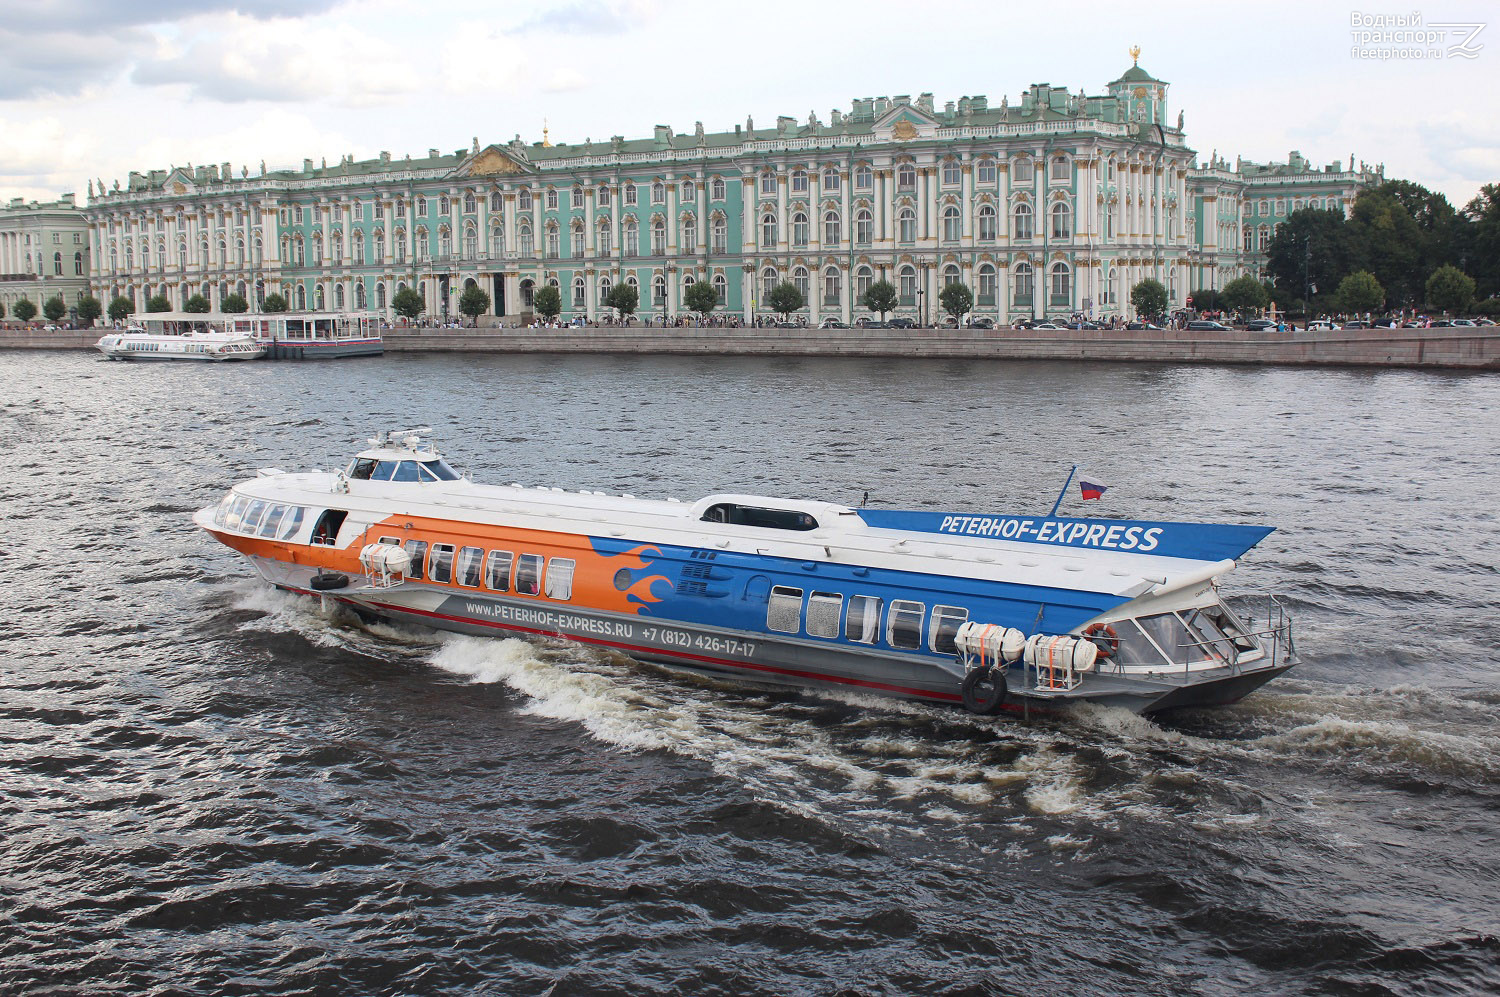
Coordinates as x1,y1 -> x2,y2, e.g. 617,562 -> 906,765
1048,464 -> 1078,517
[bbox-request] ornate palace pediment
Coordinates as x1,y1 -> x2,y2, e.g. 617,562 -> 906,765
871,103 -> 940,143
451,145 -> 534,178
164,168 -> 196,194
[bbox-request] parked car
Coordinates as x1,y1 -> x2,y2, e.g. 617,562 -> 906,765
1448,318 -> 1477,327
1124,321 -> 1162,331
1242,319 -> 1278,331
940,316 -> 960,328
1186,319 -> 1231,331
1031,321 -> 1064,330
887,317 -> 915,329
1305,319 -> 1341,331
820,318 -> 847,329
968,317 -> 995,330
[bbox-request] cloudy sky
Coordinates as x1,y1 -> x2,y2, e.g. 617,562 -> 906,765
3,0 -> 1497,209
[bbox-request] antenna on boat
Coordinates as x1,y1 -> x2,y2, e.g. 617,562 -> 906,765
1047,465 -> 1078,517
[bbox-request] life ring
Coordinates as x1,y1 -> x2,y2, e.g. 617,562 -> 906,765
1082,622 -> 1120,659
960,665 -> 1008,715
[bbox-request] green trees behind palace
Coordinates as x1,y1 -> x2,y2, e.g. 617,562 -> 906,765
391,286 -> 423,320
682,279 -> 718,318
604,282 -> 638,320
458,284 -> 491,324
1264,180 -> 1500,315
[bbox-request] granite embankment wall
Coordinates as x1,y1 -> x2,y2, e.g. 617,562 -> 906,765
381,326 -> 1500,370
5,326 -> 1498,369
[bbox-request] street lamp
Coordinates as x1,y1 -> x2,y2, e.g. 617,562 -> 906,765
916,285 -> 925,328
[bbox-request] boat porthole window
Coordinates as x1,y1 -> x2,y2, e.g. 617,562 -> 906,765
613,567 -> 633,591
929,606 -> 969,654
456,547 -> 484,587
767,586 -> 804,633
404,540 -> 428,579
516,554 -> 544,595
486,551 -> 513,592
845,595 -> 882,644
887,600 -> 925,650
429,544 -> 455,584
806,592 -> 843,639
545,558 -> 575,600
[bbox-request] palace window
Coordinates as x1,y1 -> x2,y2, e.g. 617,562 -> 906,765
1049,262 -> 1071,306
1051,156 -> 1070,181
1013,202 -> 1034,240
651,181 -> 665,204
711,177 -> 726,200
573,275 -> 585,306
653,273 -> 666,305
856,265 -> 872,300
624,183 -> 637,206
977,204 -> 997,241
463,193 -> 476,214
791,170 -> 808,193
823,267 -> 840,305
899,265 -> 916,304
1014,261 -> 1033,306
651,219 -> 665,255
681,215 -> 696,251
711,217 -> 727,253
547,226 -> 560,258
1051,202 -> 1072,239
792,212 -> 808,247
490,191 -> 502,210
598,185 -> 611,207
823,210 -> 840,245
622,218 -> 637,256
761,171 -> 776,195
572,224 -> 585,256
897,164 -> 916,190
713,273 -> 727,302
943,264 -> 960,287
942,159 -> 960,186
519,189 -> 533,210
792,265 -> 809,298
597,220 -> 611,254
490,224 -> 504,256
681,179 -> 694,200
761,267 -> 778,299
546,188 -> 558,210
761,211 -> 777,248
439,196 -> 450,214
977,158 -> 997,184
855,208 -> 873,246
897,207 -> 916,244
572,187 -> 584,209
1014,158 -> 1034,183
822,168 -> 839,191
855,165 -> 872,190
518,223 -> 533,256
942,205 -> 960,242
977,263 -> 996,305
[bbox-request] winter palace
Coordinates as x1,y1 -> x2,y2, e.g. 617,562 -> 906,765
8,53 -> 1384,324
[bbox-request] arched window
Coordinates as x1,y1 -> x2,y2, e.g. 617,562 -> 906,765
518,189 -> 532,211
712,272 -> 727,302
1168,267 -> 1178,302
977,263 -> 997,304
822,267 -> 840,305
1013,203 -> 1034,240
463,225 -> 476,259
1014,158 -> 1034,183
856,208 -> 873,246
680,179 -> 694,200
624,183 -> 636,205
546,223 -> 560,258
1051,202 -> 1072,239
571,221 -> 585,257
942,205 -> 960,242
376,282 -> 387,309
681,215 -> 696,251
943,264 -> 961,286
652,273 -> 666,305
651,181 -> 665,204
415,228 -> 428,259
711,177 -> 726,200
1014,262 -> 1034,306
253,237 -> 263,267
1051,156 -> 1070,181
599,276 -> 612,303
335,283 -> 346,309
942,159 -> 960,185
899,265 -> 917,304
355,282 -> 367,310
761,211 -> 777,248
855,165 -> 872,189
598,184 -> 611,207
53,251 -> 62,275
822,168 -> 839,191
597,219 -> 611,255
898,207 -> 916,244
1104,268 -> 1117,305
463,193 -> 476,214
177,242 -> 187,270
651,218 -> 665,255
760,170 -> 776,195
353,231 -> 366,264
711,216 -> 727,253
791,212 -> 808,247
572,187 -> 584,209
296,284 -> 307,309
977,204 -> 997,241
573,275 -> 586,306
490,191 -> 502,210
897,163 -> 916,190
518,222 -> 533,257
823,210 -> 840,245
856,265 -> 873,300
1049,262 -> 1071,306
792,265 -> 809,298
791,170 -> 808,193
761,266 -> 778,299
438,226 -> 451,257
491,223 -> 505,257
439,195 -> 451,214
622,217 -> 637,257
977,158 -> 997,184
75,251 -> 84,275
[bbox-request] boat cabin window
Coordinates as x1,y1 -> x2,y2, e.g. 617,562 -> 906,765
929,606 -> 969,655
429,544 -> 455,583
886,600 -> 925,650
516,554 -> 544,595
545,558 -> 575,600
806,592 -> 843,639
404,539 -> 428,579
486,551 -> 513,591
845,595 -> 882,644
242,499 -> 268,534
353,458 -> 458,482
219,494 -> 250,530
310,509 -> 348,546
456,547 -> 484,587
1135,613 -> 1217,665
702,503 -> 819,531
1184,606 -> 1258,655
767,585 -> 803,633
257,505 -> 287,538
278,507 -> 304,540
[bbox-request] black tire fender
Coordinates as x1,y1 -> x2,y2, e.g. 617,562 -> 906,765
310,571 -> 349,591
961,665 -> 1008,715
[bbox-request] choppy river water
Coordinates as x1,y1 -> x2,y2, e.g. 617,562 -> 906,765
2,349 -> 1498,995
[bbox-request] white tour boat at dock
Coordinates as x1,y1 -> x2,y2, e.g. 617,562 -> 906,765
95,313 -> 264,361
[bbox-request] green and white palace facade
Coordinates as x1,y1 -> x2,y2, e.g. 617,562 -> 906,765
80,58 -> 1384,324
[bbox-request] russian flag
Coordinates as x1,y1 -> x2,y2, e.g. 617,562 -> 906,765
1079,480 -> 1108,500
